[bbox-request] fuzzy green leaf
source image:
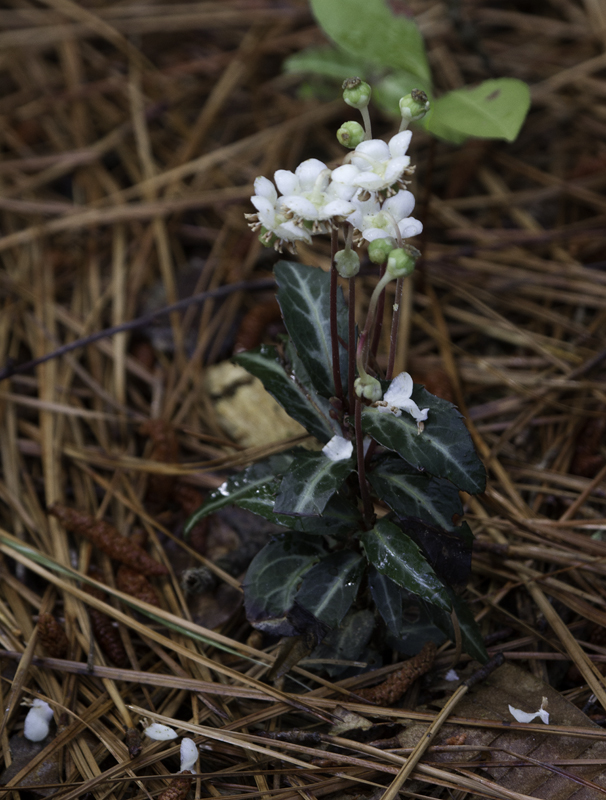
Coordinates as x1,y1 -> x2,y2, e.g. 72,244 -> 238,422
274,450 -> 355,517
368,456 -> 463,528
361,518 -> 451,610
234,345 -> 334,443
362,384 -> 486,495
425,79 -> 530,143
295,550 -> 364,629
243,537 -> 325,636
275,261 -> 348,400
310,0 -> 431,85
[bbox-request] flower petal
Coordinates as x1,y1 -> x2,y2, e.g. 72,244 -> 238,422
354,138 -> 390,163
397,216 -> 423,238
274,169 -> 298,195
384,372 -> 413,405
180,738 -> 198,772
383,155 -> 411,184
362,227 -> 394,242
322,198 -> 355,217
295,158 -> 328,188
253,176 -> 277,204
322,435 -> 353,462
388,130 -> 413,158
331,164 -> 360,185
383,189 -> 415,219
282,195 -> 319,219
251,195 -> 275,217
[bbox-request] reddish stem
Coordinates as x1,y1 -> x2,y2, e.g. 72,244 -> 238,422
330,228 -> 344,405
355,396 -> 374,525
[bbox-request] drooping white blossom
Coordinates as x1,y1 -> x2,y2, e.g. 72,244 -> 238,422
276,159 -> 355,227
332,131 -> 413,195
23,699 -> 54,742
322,434 -> 353,462
348,189 -> 422,244
246,176 -> 311,251
374,372 -> 429,427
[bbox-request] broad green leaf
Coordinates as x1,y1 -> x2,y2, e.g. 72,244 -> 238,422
234,345 -> 334,443
362,384 -> 486,494
310,609 -> 375,676
293,492 -> 362,537
183,453 -> 294,535
275,261 -> 348,400
274,450 -> 355,517
295,550 -> 364,629
310,0 -> 431,85
243,537 -> 325,635
361,518 -> 451,610
425,79 -> 530,143
368,567 -> 403,637
284,45 -> 369,81
373,71 -> 432,117
422,590 -> 488,664
367,456 -> 463,529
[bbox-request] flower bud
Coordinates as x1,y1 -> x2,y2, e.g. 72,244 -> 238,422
334,248 -> 360,278
386,245 -> 421,278
368,238 -> 394,265
337,121 -> 365,149
354,375 -> 382,402
399,89 -> 430,128
342,77 -> 372,110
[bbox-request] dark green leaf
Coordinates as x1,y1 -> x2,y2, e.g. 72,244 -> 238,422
361,518 -> 451,610
367,456 -> 463,529
310,609 -> 375,676
425,79 -> 530,143
234,345 -> 334,443
422,590 -> 488,664
310,0 -> 431,85
184,453 -> 294,536
292,492 -> 362,537
295,550 -> 364,629
368,567 -> 403,637
274,450 -> 355,517
362,384 -> 486,494
275,261 -> 349,400
243,537 -> 325,636
401,518 -> 473,592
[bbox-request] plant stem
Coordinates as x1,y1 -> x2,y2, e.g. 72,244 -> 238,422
357,270 -> 392,376
386,276 -> 404,380
330,228 -> 344,405
348,276 -> 356,416
355,396 -> 374,524
369,265 -> 386,362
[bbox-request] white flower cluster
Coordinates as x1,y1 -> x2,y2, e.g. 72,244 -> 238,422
246,131 -> 421,252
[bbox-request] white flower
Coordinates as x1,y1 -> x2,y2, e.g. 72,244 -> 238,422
509,697 -> 549,725
276,159 -> 355,226
143,722 -> 178,740
23,699 -> 54,742
246,176 -> 311,250
322,434 -> 353,462
332,131 -> 413,195
374,372 -> 429,428
348,189 -> 422,243
180,738 -> 198,771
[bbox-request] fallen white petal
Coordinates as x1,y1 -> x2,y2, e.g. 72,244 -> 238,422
322,435 -> 353,462
444,669 -> 459,682
143,722 -> 178,740
180,738 -> 198,771
23,699 -> 54,742
508,697 -> 549,725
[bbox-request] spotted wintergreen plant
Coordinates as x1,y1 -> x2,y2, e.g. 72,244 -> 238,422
185,82 -> 488,672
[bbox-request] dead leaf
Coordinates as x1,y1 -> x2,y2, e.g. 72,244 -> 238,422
400,662 -> 606,797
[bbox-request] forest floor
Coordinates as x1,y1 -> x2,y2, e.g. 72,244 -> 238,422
1,1 -> 606,798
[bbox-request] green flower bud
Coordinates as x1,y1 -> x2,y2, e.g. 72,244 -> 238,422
337,121 -> 365,149
334,248 -> 360,278
399,89 -> 430,127
354,375 -> 382,402
368,238 -> 394,264
386,245 -> 421,278
342,77 -> 372,110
